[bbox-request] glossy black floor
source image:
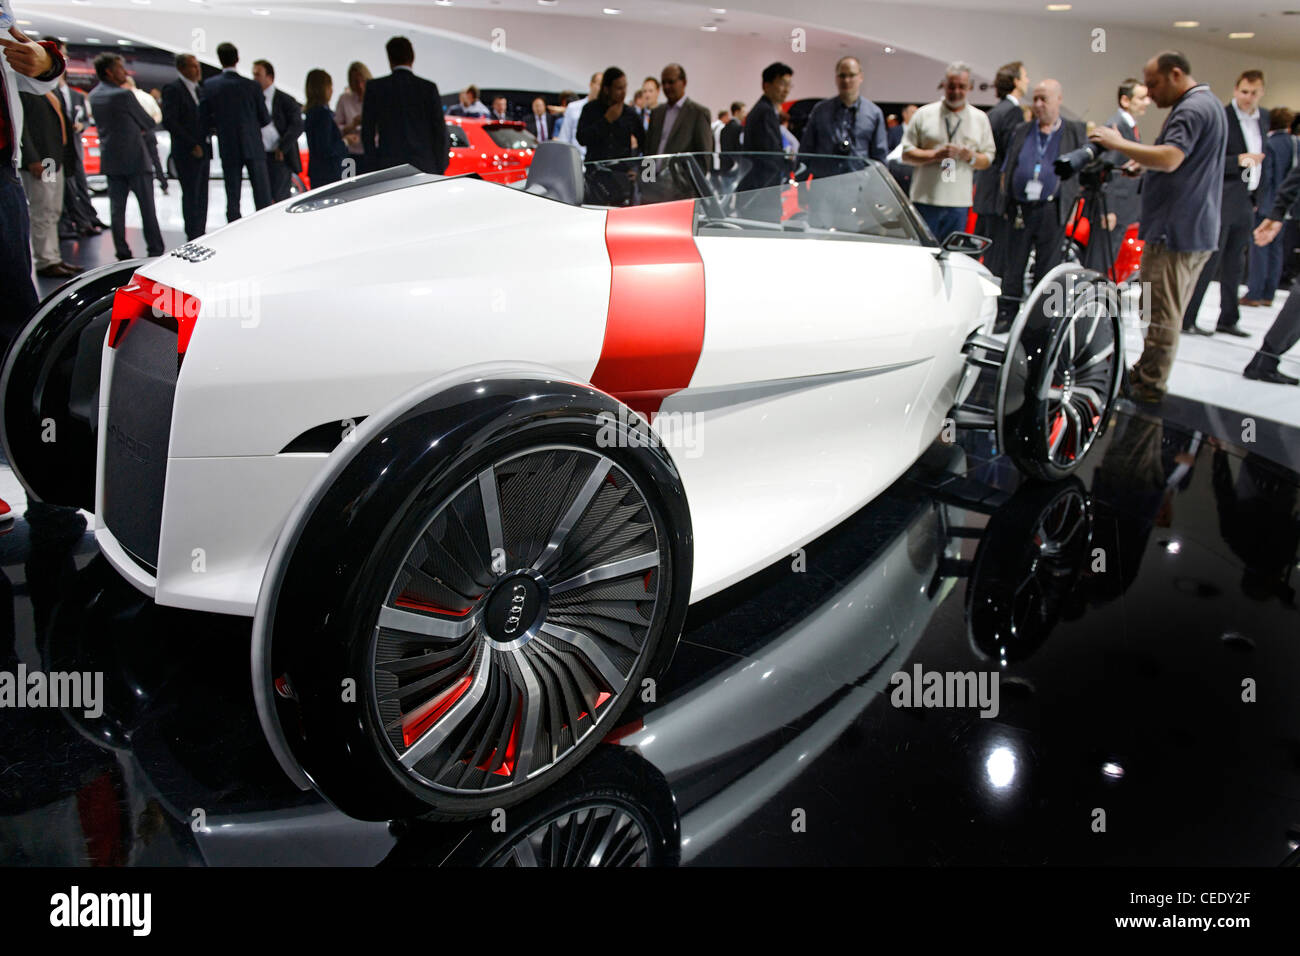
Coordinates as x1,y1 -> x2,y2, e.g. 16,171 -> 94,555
1,397 -> 1297,867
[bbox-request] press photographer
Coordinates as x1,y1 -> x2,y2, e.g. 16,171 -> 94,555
1088,50 -> 1227,404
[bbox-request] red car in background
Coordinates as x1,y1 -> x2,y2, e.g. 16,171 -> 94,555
299,116 -> 537,190
83,116 -> 536,193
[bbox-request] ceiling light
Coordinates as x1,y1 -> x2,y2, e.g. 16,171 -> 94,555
85,36 -> 102,43
117,39 -> 132,45
538,0 -> 558,5
1045,3 -> 1071,9
603,7 -> 621,14
1228,32 -> 1255,38
16,18 -> 31,24
1173,20 -> 1199,27
709,6 -> 727,11
434,0 -> 453,5
701,24 -> 717,31
340,0 -> 357,4
130,0 -> 150,5
883,45 -> 895,54
251,8 -> 271,14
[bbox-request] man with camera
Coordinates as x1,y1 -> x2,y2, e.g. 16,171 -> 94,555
1089,51 -> 1227,404
994,79 -> 1086,327
1085,78 -> 1149,274
798,56 -> 888,167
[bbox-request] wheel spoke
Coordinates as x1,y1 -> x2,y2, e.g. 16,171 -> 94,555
1061,401 -> 1084,459
478,466 -> 505,571
1076,341 -> 1114,372
551,550 -> 659,595
540,622 -> 628,693
378,605 -> 480,640
533,458 -> 612,574
508,648 -> 544,780
400,645 -> 492,767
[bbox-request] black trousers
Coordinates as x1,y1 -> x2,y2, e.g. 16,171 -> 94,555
1247,287 -> 1300,374
1182,194 -> 1254,331
1279,219 -> 1300,288
998,200 -> 1062,322
106,173 -> 164,260
974,212 -> 1010,278
267,155 -> 294,203
172,150 -> 210,241
221,153 -> 272,222
0,172 -> 39,348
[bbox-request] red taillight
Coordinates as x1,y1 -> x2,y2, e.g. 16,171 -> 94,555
109,274 -> 201,360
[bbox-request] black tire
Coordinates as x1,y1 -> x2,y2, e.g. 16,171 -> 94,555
1,260 -> 142,510
966,479 -> 1092,663
997,266 -> 1123,481
380,745 -> 680,866
263,380 -> 692,821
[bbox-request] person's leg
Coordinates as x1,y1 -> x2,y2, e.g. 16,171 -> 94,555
132,174 -> 166,258
0,174 -> 40,347
942,206 -> 967,243
1031,205 -> 1063,284
1215,204 -> 1254,332
194,155 -> 210,239
1132,244 -> 1213,397
106,175 -> 133,260
20,169 -> 62,271
1180,219 -> 1226,332
222,155 -> 243,222
247,155 -> 273,209
1245,210 -> 1275,302
997,214 -> 1033,325
914,203 -> 944,241
266,157 -> 291,203
1244,290 -> 1300,381
975,213 -> 1009,277
1277,220 -> 1300,289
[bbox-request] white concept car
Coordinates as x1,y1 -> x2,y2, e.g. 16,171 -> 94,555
1,144 -> 1123,819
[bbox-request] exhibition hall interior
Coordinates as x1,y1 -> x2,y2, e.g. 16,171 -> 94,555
2,0 -> 1299,878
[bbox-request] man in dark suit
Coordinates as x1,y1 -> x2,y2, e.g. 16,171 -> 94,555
1181,69 -> 1269,336
719,101 -> 744,153
973,61 -> 1028,278
1243,108 -> 1297,306
87,53 -> 164,260
199,42 -> 272,222
161,52 -> 210,240
252,59 -> 302,202
1087,78 -> 1149,274
362,36 -> 448,175
524,96 -> 553,142
735,64 -> 791,222
1246,159 -> 1300,385
995,79 -> 1087,325
645,63 -> 711,156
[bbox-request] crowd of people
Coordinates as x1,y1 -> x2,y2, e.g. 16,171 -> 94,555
4,28 -> 1300,401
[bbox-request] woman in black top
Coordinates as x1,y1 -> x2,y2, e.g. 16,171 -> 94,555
302,68 -> 350,188
576,67 -> 642,204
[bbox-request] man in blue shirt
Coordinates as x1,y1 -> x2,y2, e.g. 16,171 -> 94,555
993,79 -> 1086,326
799,56 -> 887,170
1091,50 -> 1227,403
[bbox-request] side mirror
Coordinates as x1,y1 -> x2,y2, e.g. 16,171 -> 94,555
938,231 -> 993,257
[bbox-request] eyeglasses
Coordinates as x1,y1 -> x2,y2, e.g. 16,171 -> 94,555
836,72 -> 861,79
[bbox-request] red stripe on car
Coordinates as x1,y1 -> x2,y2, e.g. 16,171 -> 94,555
591,199 -> 705,419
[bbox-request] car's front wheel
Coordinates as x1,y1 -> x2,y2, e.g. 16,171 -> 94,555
261,383 -> 692,820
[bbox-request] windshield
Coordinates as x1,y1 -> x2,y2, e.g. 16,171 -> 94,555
580,151 -> 925,244
486,125 -> 538,149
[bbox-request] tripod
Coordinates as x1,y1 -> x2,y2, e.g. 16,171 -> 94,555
1060,164 -> 1117,283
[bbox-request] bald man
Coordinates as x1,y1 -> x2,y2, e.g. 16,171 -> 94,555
994,78 -> 1088,326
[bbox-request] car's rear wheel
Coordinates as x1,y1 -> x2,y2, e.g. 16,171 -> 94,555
264,388 -> 691,821
1,260 -> 141,510
998,268 -> 1123,481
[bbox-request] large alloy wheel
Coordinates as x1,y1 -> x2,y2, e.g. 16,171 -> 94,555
998,267 -> 1123,481
262,386 -> 693,823
372,446 -> 664,798
486,801 -> 652,867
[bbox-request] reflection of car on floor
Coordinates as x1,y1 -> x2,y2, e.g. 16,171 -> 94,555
1,143 -> 1123,823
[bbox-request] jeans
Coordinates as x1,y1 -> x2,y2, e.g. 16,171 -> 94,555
914,203 -> 968,244
0,172 -> 40,348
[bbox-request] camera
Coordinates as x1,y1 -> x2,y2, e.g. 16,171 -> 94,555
1053,142 -> 1103,179
834,138 -> 854,156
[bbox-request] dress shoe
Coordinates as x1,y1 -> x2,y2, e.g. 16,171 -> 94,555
1182,325 -> 1214,336
1239,298 -> 1271,308
1216,324 -> 1251,338
1243,364 -> 1299,385
35,263 -> 73,278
